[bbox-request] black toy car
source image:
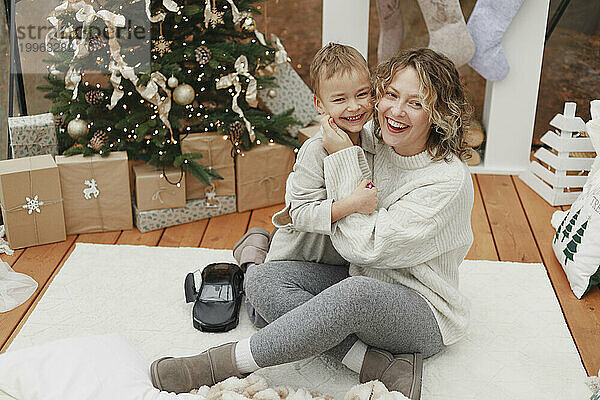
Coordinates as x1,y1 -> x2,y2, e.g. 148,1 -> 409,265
184,263 -> 244,332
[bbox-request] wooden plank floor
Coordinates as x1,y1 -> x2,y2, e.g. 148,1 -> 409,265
1,175 -> 599,376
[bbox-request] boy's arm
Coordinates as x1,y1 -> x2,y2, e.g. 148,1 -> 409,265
282,135 -> 335,235
283,134 -> 372,234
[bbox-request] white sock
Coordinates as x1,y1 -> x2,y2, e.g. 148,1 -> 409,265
234,338 -> 260,375
341,340 -> 369,374
467,0 -> 525,81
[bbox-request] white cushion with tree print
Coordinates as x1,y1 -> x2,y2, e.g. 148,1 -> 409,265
551,171 -> 600,299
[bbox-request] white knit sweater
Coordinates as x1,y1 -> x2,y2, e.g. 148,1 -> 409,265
266,125 -> 376,265
324,142 -> 474,345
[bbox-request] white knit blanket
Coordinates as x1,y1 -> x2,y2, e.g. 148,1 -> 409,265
5,243 -> 592,399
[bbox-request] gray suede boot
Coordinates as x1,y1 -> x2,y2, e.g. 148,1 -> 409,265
359,348 -> 423,400
150,342 -> 244,393
232,227 -> 270,271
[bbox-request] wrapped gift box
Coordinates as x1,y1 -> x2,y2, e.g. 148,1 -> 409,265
0,155 -> 66,249
56,152 -> 132,234
235,143 -> 294,212
258,62 -> 319,137
133,164 -> 186,211
133,196 -> 237,232
180,132 -> 236,200
8,113 -> 58,159
128,160 -> 145,194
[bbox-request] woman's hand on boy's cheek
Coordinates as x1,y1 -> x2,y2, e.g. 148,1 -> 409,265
321,115 -> 354,154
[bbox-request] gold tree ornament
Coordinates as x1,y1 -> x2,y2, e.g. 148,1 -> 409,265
206,0 -> 224,28
208,11 -> 224,28
173,83 -> 195,105
167,76 -> 179,88
152,22 -> 172,57
67,118 -> 89,139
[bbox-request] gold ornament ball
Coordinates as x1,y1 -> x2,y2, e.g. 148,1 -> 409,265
173,83 -> 195,105
67,118 -> 89,139
267,89 -> 277,98
167,76 -> 179,88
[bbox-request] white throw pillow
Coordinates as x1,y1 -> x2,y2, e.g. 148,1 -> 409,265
551,171 -> 600,299
0,334 -> 199,400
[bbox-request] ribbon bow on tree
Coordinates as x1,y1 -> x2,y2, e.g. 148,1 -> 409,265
216,55 -> 258,142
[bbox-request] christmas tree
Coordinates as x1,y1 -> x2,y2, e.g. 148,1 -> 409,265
39,0 -> 300,186
554,212 -> 567,243
563,220 -> 587,263
560,209 -> 580,242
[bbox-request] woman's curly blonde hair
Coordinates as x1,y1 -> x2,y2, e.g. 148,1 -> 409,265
372,48 -> 473,162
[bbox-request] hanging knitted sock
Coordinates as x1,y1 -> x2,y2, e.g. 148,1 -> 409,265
467,0 -> 525,81
416,0 -> 475,67
376,0 -> 404,63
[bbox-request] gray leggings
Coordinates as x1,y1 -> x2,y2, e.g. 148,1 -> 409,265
244,260 -> 444,368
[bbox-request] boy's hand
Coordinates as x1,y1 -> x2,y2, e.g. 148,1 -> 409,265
349,179 -> 378,215
321,115 -> 354,154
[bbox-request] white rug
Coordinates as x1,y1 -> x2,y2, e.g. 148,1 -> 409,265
6,243 -> 591,400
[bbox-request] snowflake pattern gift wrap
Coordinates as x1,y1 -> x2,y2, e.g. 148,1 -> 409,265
0,155 -> 66,249
133,196 -> 237,232
8,113 -> 58,159
258,62 -> 319,137
55,152 -> 133,235
551,170 -> 600,299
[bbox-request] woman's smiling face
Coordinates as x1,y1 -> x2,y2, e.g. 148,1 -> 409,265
377,66 -> 432,156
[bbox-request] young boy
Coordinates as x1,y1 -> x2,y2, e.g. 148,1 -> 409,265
233,43 -> 378,325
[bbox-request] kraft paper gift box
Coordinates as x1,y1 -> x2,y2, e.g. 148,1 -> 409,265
133,196 -> 237,232
133,164 -> 186,211
0,155 -> 66,249
235,144 -> 295,212
8,113 -> 58,159
55,152 -> 133,234
180,132 -> 236,200
258,62 -> 319,137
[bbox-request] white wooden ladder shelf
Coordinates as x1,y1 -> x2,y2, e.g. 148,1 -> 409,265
520,102 -> 595,206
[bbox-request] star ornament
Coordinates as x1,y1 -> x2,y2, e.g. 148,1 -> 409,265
152,35 -> 173,57
208,11 -> 224,28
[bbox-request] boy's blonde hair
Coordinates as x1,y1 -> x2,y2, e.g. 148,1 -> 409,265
309,43 -> 370,98
372,48 -> 473,162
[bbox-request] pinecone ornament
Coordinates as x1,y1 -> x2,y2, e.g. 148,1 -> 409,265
228,121 -> 245,143
195,45 -> 211,66
52,114 -> 66,130
89,130 -> 108,151
85,89 -> 105,105
86,34 -> 106,52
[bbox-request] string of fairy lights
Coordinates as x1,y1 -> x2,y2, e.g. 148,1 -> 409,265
44,0 -> 299,188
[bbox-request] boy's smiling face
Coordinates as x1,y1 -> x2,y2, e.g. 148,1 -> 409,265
314,69 -> 372,134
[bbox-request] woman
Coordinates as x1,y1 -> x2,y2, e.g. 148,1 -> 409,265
150,48 -> 474,400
